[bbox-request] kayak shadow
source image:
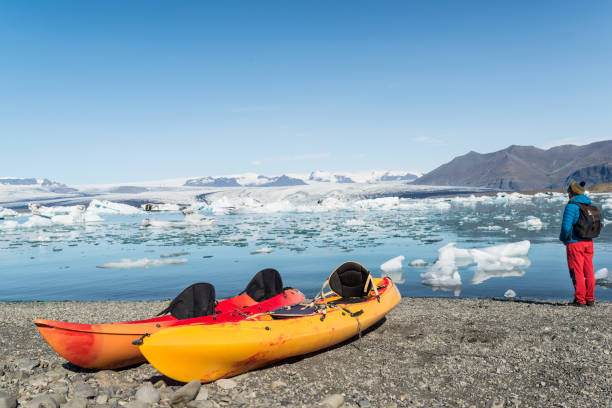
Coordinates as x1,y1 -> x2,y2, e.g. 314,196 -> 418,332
142,317 -> 388,386
61,361 -> 145,373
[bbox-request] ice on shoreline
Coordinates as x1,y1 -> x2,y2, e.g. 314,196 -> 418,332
96,258 -> 187,269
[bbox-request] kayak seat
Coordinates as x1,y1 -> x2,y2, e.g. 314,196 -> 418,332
158,283 -> 216,320
242,268 -> 284,302
328,261 -> 373,298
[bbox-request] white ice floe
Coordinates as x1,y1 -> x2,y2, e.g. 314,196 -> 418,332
141,213 -> 216,228
595,268 -> 609,280
250,247 -> 274,255
516,216 -> 544,231
409,259 -> 428,267
504,289 -> 517,299
96,258 -> 187,269
477,225 -> 503,231
87,199 -> 141,215
141,203 -> 182,212
345,219 -> 366,226
0,207 -> 18,219
422,241 -> 531,288
29,203 -> 86,217
380,255 -> 404,272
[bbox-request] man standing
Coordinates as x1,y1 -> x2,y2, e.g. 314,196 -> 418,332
559,181 -> 595,307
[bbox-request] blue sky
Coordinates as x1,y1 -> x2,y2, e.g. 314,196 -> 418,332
1,1 -> 611,184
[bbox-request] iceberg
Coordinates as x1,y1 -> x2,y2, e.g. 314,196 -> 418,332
87,199 -> 141,215
595,268 -> 612,288
516,216 -> 543,231
29,203 -> 86,217
141,203 -> 182,212
422,241 -> 531,289
96,258 -> 187,269
409,259 -> 428,267
380,255 -> 404,272
0,207 -> 18,219
504,289 -> 517,299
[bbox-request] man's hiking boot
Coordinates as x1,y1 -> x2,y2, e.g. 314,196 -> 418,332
586,300 -> 596,307
569,300 -> 586,307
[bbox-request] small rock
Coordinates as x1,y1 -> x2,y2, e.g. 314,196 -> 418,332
487,397 -> 504,408
170,380 -> 201,407
135,384 -> 160,404
95,395 -> 109,405
319,394 -> 344,408
72,383 -> 97,399
61,397 -> 87,408
270,380 -> 286,389
358,400 -> 371,408
214,379 -> 236,391
0,392 -> 17,408
28,375 -> 49,388
47,394 -> 66,405
23,395 -> 58,408
186,401 -> 214,408
125,401 -> 150,408
194,387 -> 208,401
18,359 -> 40,372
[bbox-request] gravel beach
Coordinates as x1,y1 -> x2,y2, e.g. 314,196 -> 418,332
1,298 -> 610,408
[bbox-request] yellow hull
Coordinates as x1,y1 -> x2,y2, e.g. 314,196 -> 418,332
140,278 -> 401,383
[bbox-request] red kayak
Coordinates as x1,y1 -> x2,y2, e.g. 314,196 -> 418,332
35,269 -> 305,369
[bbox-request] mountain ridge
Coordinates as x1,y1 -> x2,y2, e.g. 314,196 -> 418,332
414,141 -> 612,191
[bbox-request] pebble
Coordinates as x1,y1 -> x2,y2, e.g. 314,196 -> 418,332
0,393 -> 17,408
170,380 -> 201,407
194,387 -> 209,401
96,394 -> 109,405
319,394 -> 344,408
270,380 -> 286,389
358,400 -> 371,408
135,384 -> 160,404
61,398 -> 87,408
17,359 -> 39,372
487,397 -> 504,408
214,379 -> 236,391
72,383 -> 96,399
22,395 -> 57,408
186,401 -> 214,408
125,401 -> 150,408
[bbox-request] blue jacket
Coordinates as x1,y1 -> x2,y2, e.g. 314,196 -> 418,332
559,194 -> 593,245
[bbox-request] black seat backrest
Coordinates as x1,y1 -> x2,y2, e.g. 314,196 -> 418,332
158,282 -> 216,320
329,261 -> 373,298
243,268 -> 283,302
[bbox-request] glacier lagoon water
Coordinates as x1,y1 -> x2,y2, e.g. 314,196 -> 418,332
1,193 -> 612,302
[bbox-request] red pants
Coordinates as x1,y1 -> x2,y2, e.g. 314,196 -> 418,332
566,241 -> 595,304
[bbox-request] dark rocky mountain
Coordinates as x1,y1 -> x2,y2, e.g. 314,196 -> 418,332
185,177 -> 241,187
257,175 -> 307,187
414,141 -> 612,191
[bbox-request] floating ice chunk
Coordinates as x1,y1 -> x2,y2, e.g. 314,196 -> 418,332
595,268 -> 608,280
0,220 -> 19,230
381,255 -> 404,272
517,216 -> 543,231
29,203 -> 86,217
409,259 -> 428,267
142,214 -> 216,228
345,219 -> 366,226
22,215 -> 54,228
477,225 -> 503,231
87,199 -> 141,215
251,247 -> 273,255
504,289 -> 517,298
421,243 -> 463,287
141,203 -> 182,212
0,207 -> 18,219
96,258 -> 187,269
382,269 -> 405,284
422,241 -> 531,288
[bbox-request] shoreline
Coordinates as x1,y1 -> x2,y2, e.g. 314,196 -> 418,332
1,298 -> 610,407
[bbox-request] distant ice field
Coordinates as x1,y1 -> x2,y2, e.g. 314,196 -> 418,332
1,189 -> 612,302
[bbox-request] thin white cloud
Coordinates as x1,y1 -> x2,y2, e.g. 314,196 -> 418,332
251,160 -> 262,166
280,152 -> 331,161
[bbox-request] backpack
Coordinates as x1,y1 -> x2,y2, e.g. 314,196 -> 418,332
570,201 -> 603,239
158,282 -> 216,320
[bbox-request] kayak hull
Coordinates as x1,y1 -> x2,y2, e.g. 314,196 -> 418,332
35,289 -> 305,369
139,278 -> 401,382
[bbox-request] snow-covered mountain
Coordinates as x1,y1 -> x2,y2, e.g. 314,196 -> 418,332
0,178 -> 77,193
184,170 -> 420,187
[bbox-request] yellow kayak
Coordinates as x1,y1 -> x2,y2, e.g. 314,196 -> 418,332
140,263 -> 401,383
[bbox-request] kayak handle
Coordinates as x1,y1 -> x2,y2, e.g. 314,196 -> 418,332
132,333 -> 150,346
